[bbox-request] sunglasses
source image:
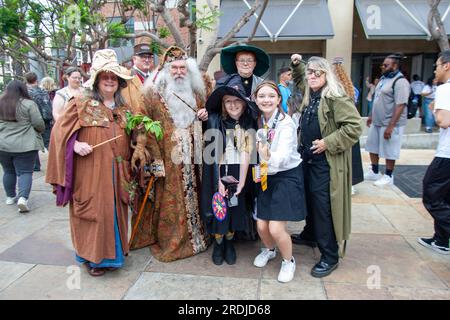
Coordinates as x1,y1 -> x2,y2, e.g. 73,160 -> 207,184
306,69 -> 325,77
99,74 -> 118,81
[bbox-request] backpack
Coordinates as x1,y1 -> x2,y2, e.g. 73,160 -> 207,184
29,88 -> 53,121
391,76 -> 417,119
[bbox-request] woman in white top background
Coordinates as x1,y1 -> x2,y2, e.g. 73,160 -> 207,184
52,67 -> 84,122
421,76 -> 438,133
252,81 -> 307,283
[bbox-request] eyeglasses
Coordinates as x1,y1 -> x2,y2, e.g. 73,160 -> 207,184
99,74 -> 118,81
139,55 -> 153,61
382,63 -> 390,67
306,69 -> 325,77
236,59 -> 255,64
69,76 -> 82,81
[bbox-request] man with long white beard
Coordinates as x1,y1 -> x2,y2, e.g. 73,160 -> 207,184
129,46 -> 211,262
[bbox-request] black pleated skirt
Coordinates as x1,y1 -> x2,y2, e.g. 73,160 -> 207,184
256,164 -> 307,221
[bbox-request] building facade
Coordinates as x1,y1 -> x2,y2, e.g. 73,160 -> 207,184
198,0 -> 448,115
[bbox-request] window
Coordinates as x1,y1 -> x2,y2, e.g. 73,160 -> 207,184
108,17 -> 135,48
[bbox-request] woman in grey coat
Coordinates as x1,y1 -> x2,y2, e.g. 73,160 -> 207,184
0,80 -> 45,212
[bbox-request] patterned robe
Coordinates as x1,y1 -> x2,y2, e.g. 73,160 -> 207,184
129,85 -> 210,262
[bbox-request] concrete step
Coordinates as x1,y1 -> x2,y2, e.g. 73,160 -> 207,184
360,117 -> 439,149
360,132 -> 439,149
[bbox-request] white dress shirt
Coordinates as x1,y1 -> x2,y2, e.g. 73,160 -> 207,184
263,112 -> 302,174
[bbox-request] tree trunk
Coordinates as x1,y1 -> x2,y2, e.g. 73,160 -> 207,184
428,0 -> 450,51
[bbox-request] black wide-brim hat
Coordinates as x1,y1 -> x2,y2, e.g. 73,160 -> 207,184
206,85 -> 257,117
220,44 -> 270,77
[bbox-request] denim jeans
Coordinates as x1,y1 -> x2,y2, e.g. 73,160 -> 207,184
422,98 -> 435,129
0,150 -> 38,199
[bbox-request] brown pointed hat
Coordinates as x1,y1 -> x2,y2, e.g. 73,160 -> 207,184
158,45 -> 188,70
83,49 -> 133,89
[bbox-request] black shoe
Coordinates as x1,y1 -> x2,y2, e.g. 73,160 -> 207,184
212,241 -> 225,265
224,239 -> 236,265
311,260 -> 339,278
291,233 -> 317,248
417,237 -> 450,255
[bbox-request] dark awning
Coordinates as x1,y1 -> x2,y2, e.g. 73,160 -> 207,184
355,0 -> 450,39
217,0 -> 334,41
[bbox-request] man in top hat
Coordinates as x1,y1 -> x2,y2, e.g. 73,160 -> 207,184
131,43 -> 155,83
121,43 -> 154,117
217,44 -> 270,98
129,46 -> 212,262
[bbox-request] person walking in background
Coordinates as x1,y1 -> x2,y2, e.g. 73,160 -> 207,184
24,72 -> 53,172
252,81 -> 307,283
277,67 -> 292,113
417,50 -> 450,255
52,67 -> 84,122
365,76 -> 379,115
0,80 -> 45,213
40,77 -> 58,103
290,55 -> 362,278
364,53 -> 411,187
411,74 -> 425,118
421,76 -> 437,133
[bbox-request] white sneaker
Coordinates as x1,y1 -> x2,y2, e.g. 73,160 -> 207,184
5,197 -> 16,205
351,186 -> 356,196
253,248 -> 276,268
17,197 -> 30,213
373,174 -> 394,187
278,257 -> 296,283
364,167 -> 382,181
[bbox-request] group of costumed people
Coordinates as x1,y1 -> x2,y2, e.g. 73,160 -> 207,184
46,42 -> 363,282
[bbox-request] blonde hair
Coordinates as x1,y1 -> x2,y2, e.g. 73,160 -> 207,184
301,57 -> 346,108
40,77 -> 58,91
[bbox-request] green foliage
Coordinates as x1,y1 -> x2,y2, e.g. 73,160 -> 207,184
194,4 -> 222,31
150,41 -> 162,55
0,0 -> 26,36
158,26 -> 171,39
125,112 -> 163,141
108,21 -> 127,39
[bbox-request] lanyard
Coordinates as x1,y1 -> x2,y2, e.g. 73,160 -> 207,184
262,111 -> 280,130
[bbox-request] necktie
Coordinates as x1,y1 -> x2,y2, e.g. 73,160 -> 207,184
260,124 -> 268,191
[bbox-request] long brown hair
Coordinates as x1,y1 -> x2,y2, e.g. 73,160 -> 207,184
254,81 -> 285,127
0,80 -> 31,121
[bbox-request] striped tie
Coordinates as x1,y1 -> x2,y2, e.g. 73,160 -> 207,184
260,124 -> 269,191
260,160 -> 268,191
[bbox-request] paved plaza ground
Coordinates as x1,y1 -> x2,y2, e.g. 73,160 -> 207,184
0,149 -> 449,300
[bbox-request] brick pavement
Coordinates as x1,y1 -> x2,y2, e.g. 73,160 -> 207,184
0,149 -> 448,300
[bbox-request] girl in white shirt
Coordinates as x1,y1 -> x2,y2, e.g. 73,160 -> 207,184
252,81 -> 307,283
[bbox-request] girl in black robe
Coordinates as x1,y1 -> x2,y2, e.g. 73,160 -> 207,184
200,86 -> 257,265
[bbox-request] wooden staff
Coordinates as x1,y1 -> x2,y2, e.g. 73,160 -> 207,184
129,176 -> 155,247
91,135 -> 122,149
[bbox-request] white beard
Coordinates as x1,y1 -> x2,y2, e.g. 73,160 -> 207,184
162,76 -> 197,129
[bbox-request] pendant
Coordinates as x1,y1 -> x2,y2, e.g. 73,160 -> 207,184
244,80 -> 249,85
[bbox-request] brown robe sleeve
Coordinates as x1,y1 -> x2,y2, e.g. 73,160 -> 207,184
45,98 -> 82,187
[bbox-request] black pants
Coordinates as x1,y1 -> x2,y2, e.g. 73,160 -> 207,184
422,157 -> 450,246
301,160 -> 339,264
